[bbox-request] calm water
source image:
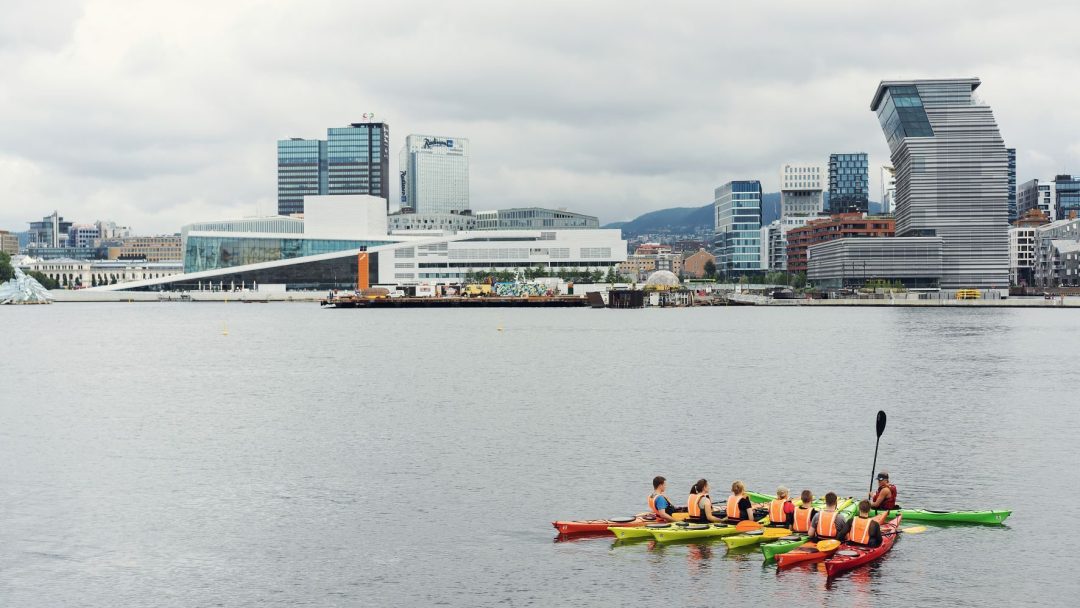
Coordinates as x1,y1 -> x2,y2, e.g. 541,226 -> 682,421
1,304 -> 1077,606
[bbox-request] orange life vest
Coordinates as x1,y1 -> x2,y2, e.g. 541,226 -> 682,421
769,499 -> 789,524
849,516 -> 873,545
648,493 -> 668,518
726,495 -> 743,519
687,493 -> 702,518
816,510 -> 839,538
792,506 -> 813,533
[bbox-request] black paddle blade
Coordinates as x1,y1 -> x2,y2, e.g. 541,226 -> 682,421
876,410 -> 887,437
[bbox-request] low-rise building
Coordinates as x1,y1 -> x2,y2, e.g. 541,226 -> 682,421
807,237 -> 943,290
1009,210 -> 1051,286
786,213 -> 895,273
1034,217 -> 1080,288
111,236 -> 182,262
388,211 -> 477,233
17,258 -> 183,288
682,249 -> 716,278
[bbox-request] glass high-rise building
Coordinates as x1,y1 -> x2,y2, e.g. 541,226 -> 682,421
277,122 -> 390,216
1055,175 -> 1080,220
713,180 -> 763,274
828,153 -> 869,214
871,78 -> 1009,288
399,134 -> 470,213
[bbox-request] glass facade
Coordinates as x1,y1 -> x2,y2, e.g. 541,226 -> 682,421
829,153 -> 870,214
128,256 -> 369,292
277,122 -> 390,216
277,139 -> 326,216
400,135 -> 469,214
184,236 -> 394,272
875,86 -> 934,150
713,180 -> 763,273
1007,148 -> 1017,223
1055,175 -> 1080,220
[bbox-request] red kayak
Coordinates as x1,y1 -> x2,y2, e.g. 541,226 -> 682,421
552,514 -> 655,535
823,514 -> 902,578
775,540 -> 839,569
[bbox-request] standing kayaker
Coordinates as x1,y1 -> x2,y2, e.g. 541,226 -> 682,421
687,479 -> 724,524
844,500 -> 883,547
808,492 -> 847,540
767,486 -> 795,528
791,490 -> 817,534
868,471 -> 898,510
724,480 -> 754,523
649,476 -> 676,522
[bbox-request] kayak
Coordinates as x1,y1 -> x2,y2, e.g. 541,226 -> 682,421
722,528 -> 790,549
869,508 -> 1010,525
650,523 -> 743,543
610,522 -> 677,540
760,499 -> 856,561
557,490 -> 773,536
823,514 -> 902,578
775,540 -> 840,569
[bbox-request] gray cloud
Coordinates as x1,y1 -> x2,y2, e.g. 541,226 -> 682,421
1,0 -> 1078,233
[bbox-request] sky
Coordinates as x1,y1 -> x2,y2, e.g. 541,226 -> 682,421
2,0 -> 1080,234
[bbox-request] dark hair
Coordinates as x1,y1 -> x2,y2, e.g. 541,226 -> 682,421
858,500 -> 871,514
653,476 -> 666,490
825,492 -> 837,506
800,490 -> 813,504
691,478 -> 708,494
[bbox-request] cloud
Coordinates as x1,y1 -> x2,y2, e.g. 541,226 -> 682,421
0,0 -> 1078,233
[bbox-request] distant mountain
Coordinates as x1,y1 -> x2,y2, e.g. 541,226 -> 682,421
604,193 -> 881,237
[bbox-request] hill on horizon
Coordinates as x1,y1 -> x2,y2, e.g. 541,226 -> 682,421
603,194 -> 882,237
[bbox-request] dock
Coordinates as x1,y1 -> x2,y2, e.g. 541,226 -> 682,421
321,295 -> 591,308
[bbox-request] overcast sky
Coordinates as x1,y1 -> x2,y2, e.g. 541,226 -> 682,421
2,0 -> 1079,234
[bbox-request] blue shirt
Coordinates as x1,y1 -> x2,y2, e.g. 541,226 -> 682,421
654,495 -> 671,511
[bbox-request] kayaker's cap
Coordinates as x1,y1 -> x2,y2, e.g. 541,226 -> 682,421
877,471 -> 889,480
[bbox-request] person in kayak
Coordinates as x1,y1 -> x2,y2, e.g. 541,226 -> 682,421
845,500 -> 883,547
649,476 -> 677,522
808,492 -> 847,540
767,486 -> 795,528
724,480 -> 754,523
687,479 -> 723,524
791,490 -> 817,534
868,471 -> 898,510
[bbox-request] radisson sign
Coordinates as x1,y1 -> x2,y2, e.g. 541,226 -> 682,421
422,137 -> 455,149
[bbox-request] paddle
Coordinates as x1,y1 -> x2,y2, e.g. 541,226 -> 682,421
869,410 -> 887,496
735,520 -> 763,532
816,539 -> 840,552
883,526 -> 927,536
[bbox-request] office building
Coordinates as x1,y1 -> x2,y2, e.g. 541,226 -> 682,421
474,207 -> 599,231
828,153 -> 869,214
787,213 -> 895,273
779,163 -> 826,217
682,249 -> 716,278
813,78 -> 1010,291
67,224 -> 101,248
277,121 -> 390,215
28,211 -> 72,248
399,135 -> 469,214
713,180 -> 762,274
1054,175 -> 1080,220
1017,179 -> 1056,222
881,165 -> 897,215
1007,148 -> 1017,223
113,236 -> 183,262
0,230 -> 19,255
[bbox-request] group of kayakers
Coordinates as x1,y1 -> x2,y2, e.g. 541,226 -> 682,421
648,472 -> 899,548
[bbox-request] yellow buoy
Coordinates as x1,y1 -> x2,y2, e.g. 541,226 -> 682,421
222,322 -> 229,336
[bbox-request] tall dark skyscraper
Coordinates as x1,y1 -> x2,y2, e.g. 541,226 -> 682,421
828,152 -> 869,214
277,121 -> 390,216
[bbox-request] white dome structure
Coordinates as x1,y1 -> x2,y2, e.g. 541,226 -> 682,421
644,270 -> 680,288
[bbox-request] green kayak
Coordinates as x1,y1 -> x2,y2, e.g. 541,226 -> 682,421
760,500 -> 856,562
610,523 -> 676,540
869,508 -> 1011,525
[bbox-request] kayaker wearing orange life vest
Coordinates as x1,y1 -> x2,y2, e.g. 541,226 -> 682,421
648,476 -> 676,522
687,479 -> 724,524
723,480 -> 755,523
808,492 -> 847,541
766,486 -> 796,528
845,500 -> 883,547
790,490 -> 818,534
869,471 -> 898,510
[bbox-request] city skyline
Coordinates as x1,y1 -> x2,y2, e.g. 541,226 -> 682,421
4,2 -> 1080,235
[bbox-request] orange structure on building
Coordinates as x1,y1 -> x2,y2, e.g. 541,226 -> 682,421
785,213 -> 895,273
